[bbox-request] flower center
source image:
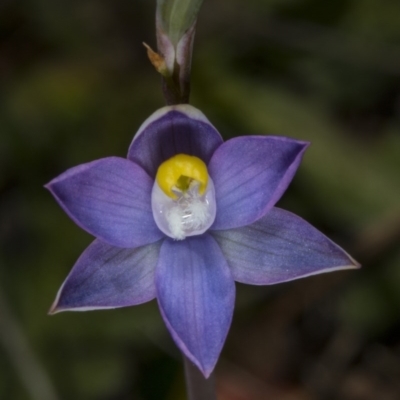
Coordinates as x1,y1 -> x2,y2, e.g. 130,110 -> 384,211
151,154 -> 217,240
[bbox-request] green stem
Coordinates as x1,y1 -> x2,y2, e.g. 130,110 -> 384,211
183,356 -> 217,400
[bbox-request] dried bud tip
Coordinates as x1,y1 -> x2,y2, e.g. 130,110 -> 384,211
143,42 -> 169,77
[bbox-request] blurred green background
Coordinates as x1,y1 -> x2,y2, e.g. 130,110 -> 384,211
1,0 -> 400,399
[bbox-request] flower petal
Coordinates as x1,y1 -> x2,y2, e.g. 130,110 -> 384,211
155,234 -> 235,377
46,157 -> 163,248
209,136 -> 309,230
128,105 -> 223,178
50,239 -> 162,313
213,207 -> 360,285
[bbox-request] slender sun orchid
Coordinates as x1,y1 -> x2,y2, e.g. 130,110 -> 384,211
47,105 -> 359,377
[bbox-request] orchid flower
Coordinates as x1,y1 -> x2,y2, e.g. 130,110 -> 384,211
46,105 -> 359,377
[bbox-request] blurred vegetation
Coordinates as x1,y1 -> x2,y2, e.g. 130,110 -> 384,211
0,0 -> 399,399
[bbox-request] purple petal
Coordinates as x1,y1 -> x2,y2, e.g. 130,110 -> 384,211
50,239 -> 162,313
209,136 -> 309,230
128,105 -> 223,178
46,157 -> 163,248
155,234 -> 235,377
213,207 -> 360,285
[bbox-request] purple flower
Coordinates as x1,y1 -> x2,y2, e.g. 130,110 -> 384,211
46,105 -> 359,377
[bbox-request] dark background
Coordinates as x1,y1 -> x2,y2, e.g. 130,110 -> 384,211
1,0 -> 400,399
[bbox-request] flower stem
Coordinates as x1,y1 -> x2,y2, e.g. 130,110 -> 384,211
183,356 -> 217,400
